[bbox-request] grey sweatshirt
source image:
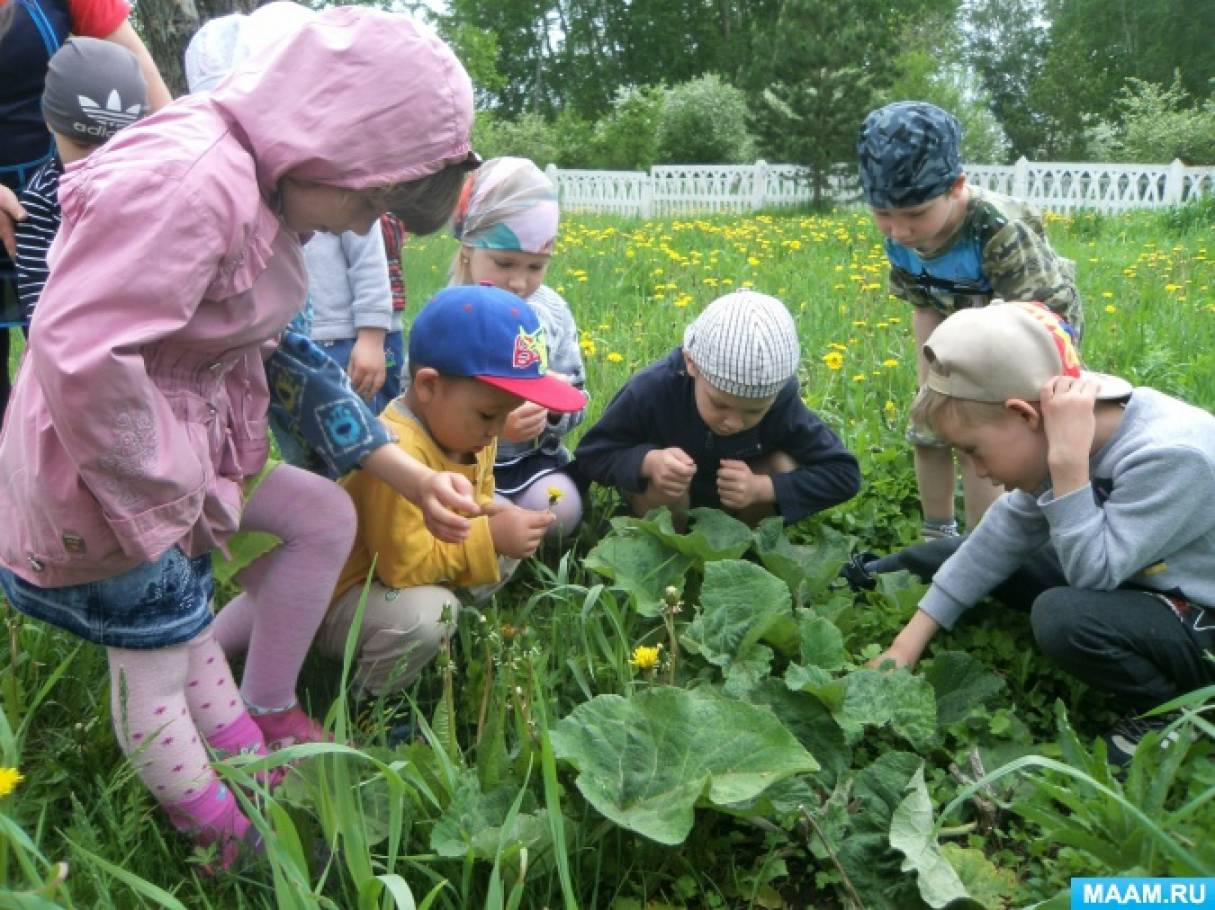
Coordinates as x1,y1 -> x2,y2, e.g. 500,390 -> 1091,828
304,229 -> 397,342
495,284 -> 588,465
920,388 -> 1215,630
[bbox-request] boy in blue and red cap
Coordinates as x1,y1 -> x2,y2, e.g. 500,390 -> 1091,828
315,284 -> 586,696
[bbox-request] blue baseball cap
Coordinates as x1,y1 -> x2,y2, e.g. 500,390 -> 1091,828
409,285 -> 587,413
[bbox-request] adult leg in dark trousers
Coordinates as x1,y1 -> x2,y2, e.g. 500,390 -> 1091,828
860,536 -> 1215,711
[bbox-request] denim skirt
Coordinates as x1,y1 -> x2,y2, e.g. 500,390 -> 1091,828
0,547 -> 214,649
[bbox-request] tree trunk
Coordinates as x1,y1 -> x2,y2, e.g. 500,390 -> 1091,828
133,0 -> 256,97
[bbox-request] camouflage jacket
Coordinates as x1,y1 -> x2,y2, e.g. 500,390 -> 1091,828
886,185 -> 1084,341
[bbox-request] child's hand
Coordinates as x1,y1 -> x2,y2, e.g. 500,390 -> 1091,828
488,503 -> 554,558
418,470 -> 480,543
866,611 -> 940,670
1040,374 -> 1098,495
0,184 -> 26,259
716,459 -> 762,510
642,447 -> 696,498
501,402 -> 548,443
348,329 -> 388,401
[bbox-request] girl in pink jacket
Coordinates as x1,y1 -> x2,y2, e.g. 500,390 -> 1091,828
0,8 -> 478,869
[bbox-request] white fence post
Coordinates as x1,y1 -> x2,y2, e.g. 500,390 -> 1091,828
640,170 -> 654,219
545,162 -> 559,189
752,160 -> 768,211
1163,158 -> 1185,204
1013,156 -> 1029,199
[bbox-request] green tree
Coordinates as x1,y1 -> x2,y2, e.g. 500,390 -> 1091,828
883,46 -> 1010,163
430,0 -> 782,118
748,0 -> 956,202
961,0 -> 1052,158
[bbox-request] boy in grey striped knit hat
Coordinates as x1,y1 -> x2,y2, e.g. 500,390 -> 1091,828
575,291 -> 860,527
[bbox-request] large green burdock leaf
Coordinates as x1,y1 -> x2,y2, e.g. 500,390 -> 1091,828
743,679 -> 852,787
430,775 -> 550,861
923,651 -> 1006,726
584,527 -> 694,617
682,560 -> 791,667
630,507 -> 754,564
753,517 -> 851,601
889,766 -> 977,909
550,687 -> 819,845
828,668 -> 939,751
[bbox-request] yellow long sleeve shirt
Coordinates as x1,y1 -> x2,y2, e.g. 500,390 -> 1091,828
331,402 -> 499,606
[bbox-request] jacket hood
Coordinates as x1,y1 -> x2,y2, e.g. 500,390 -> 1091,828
210,6 -> 473,194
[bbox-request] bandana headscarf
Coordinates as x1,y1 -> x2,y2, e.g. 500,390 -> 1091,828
453,156 -> 558,254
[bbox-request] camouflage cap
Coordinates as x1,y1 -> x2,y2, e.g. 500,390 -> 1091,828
857,101 -> 962,208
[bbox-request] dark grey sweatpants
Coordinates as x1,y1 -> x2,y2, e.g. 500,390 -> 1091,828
875,537 -> 1215,712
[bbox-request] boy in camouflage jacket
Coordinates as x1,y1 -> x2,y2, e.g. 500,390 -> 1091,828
857,100 -> 1083,539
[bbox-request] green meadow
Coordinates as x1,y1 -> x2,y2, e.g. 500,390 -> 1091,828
2,200 -> 1214,908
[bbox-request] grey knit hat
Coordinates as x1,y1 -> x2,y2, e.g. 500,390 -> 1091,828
857,101 -> 962,208
683,291 -> 800,399
42,37 -> 148,145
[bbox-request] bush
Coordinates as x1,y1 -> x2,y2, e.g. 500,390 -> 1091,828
1085,75 -> 1215,164
655,74 -> 756,164
588,84 -> 666,171
472,110 -> 560,168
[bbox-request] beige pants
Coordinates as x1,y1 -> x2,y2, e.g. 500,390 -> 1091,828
316,583 -> 457,696
315,556 -> 520,697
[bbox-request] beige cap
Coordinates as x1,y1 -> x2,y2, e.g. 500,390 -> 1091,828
923,302 -> 1132,403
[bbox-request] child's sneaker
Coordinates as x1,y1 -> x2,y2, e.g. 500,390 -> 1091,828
920,519 -> 959,542
1103,714 -> 1182,767
251,704 -> 331,752
165,780 -> 262,876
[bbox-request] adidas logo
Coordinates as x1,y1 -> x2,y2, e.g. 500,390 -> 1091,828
74,90 -> 143,137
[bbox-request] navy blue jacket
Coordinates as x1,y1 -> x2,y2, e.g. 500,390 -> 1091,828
573,348 -> 861,524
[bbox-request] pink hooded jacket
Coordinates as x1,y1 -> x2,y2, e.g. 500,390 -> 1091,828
0,7 -> 473,587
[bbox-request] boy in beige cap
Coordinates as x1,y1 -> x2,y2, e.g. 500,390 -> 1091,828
574,290 -> 860,527
864,302 -> 1215,765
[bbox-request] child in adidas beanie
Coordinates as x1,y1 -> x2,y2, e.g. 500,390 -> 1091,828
574,291 -> 860,527
15,38 -> 149,319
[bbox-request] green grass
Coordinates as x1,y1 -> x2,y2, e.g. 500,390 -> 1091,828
1,202 -> 1213,908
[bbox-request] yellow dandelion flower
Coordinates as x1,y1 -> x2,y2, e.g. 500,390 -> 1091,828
851,373 -> 866,382
607,351 -> 624,364
629,644 -> 663,670
547,486 -> 565,508
822,351 -> 844,370
1104,304 -> 1116,315
0,767 -> 22,797
1101,291 -> 1114,299
884,399 -> 898,416
882,358 -> 899,368
747,256 -> 761,267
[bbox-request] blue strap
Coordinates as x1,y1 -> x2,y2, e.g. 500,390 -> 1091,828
17,0 -> 61,56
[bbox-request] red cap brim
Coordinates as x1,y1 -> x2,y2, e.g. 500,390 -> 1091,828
476,374 -> 588,413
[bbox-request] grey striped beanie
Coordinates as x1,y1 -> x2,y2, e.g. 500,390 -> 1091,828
683,291 -> 800,399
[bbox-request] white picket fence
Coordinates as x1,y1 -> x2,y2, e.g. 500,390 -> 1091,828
544,158 -> 1215,218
